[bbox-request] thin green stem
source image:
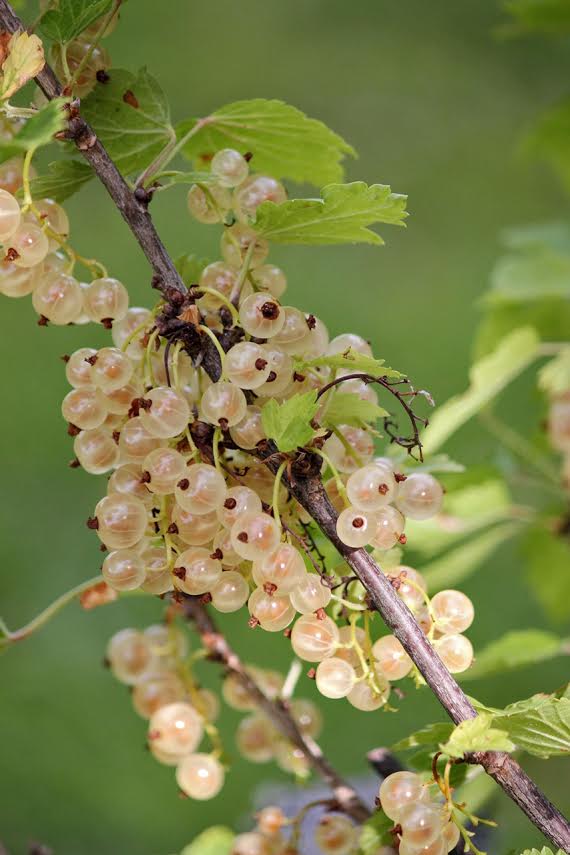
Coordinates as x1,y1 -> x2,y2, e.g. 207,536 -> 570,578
67,0 -> 120,92
272,459 -> 288,530
0,575 -> 103,648
198,325 -> 226,376
212,427 -> 222,473
230,240 -> 255,305
136,117 -> 209,189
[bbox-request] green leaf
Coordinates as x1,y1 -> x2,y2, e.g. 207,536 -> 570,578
0,31 -> 45,100
180,827 -> 234,855
261,391 -> 318,452
296,349 -> 404,380
486,243 -> 570,305
461,630 -> 570,681
359,810 -> 394,855
253,182 -> 407,245
421,521 -> 519,592
393,721 -> 454,752
523,524 -> 570,622
538,347 -> 570,396
0,99 -> 67,166
422,327 -> 541,454
81,68 -> 174,175
26,159 -> 93,202
441,713 -> 515,758
527,98 -> 570,191
174,253 -> 209,287
41,0 -> 114,44
177,98 -> 355,186
475,299 -> 570,358
475,691 -> 570,758
501,0 -> 570,36
519,848 -> 565,855
322,392 -> 389,429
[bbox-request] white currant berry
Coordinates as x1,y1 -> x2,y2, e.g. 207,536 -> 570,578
62,386 -> 108,430
102,548 -> 145,591
32,273 -> 84,324
239,292 -> 285,338
226,342 -> 271,389
187,182 -> 231,223
132,672 -> 186,719
139,386 -> 190,438
8,222 -> 49,267
229,405 -> 266,448
372,635 -> 413,680
434,634 -> 473,673
396,473 -> 444,520
74,427 -> 120,473
210,148 -> 249,188
290,697 -> 323,737
231,512 -> 281,561
327,333 -> 372,357
142,447 -> 187,495
107,628 -> 155,685
201,380 -> 248,427
315,656 -> 356,699
379,771 -> 427,821
251,264 -> 287,298
430,590 -> 474,635
210,570 -> 250,613
248,587 -> 295,631
235,715 -> 276,763
175,463 -> 227,515
217,486 -> 262,528
221,224 -> 269,269
176,752 -> 225,799
172,504 -> 220,545
347,676 -> 390,711
0,260 -> 42,298
118,416 -> 165,462
314,814 -> 358,855
252,543 -> 306,594
289,573 -> 332,614
290,614 -> 339,662
398,803 -> 445,848
94,494 -> 148,549
347,462 -> 397,510
83,277 -> 129,323
368,506 -> 406,550
148,701 -> 203,757
173,547 -> 222,595
0,188 -> 21,241
336,506 -> 376,548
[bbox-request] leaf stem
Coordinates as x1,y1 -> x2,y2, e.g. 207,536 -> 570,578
0,575 -> 103,648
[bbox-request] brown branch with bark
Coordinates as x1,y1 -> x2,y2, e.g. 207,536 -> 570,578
1,1 -> 568,848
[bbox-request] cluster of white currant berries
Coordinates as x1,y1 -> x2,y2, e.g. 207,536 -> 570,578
546,389 -> 570,489
225,807 -> 362,855
335,464 -> 443,551
106,621 -> 225,799
0,155 -> 130,327
44,0 -> 116,98
106,621 -> 322,798
379,771 -> 460,855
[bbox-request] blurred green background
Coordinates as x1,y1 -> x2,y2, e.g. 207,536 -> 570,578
1,1 -> 569,852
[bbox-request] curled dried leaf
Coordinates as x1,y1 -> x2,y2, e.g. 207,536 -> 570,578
0,30 -> 45,101
79,580 -> 118,610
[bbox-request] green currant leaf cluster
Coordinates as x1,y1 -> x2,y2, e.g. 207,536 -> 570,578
177,98 -> 355,186
518,848 -> 566,855
260,391 -> 318,453
442,713 -> 516,757
474,689 -> 570,759
253,181 -> 408,246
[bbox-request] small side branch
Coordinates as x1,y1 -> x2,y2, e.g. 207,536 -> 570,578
181,595 -> 369,823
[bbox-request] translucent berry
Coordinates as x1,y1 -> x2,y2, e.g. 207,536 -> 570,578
239,293 -> 285,338
315,656 -> 356,699
210,148 -> 249,188
83,277 -> 129,323
231,512 -> 281,561
396,473 -> 444,521
290,614 -> 339,662
94,494 -> 148,549
174,463 -> 227,515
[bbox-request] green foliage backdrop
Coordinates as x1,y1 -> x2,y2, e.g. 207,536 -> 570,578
1,1 -> 569,853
